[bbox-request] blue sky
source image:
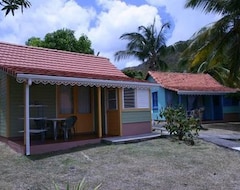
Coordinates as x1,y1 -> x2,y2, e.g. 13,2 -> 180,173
0,0 -> 220,69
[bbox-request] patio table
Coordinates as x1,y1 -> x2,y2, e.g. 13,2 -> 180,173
46,118 -> 66,140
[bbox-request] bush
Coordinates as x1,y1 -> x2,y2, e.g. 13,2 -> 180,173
159,106 -> 201,144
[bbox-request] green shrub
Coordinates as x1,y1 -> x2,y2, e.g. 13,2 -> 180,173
159,106 -> 201,144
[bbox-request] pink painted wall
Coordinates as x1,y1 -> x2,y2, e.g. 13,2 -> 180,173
122,122 -> 152,136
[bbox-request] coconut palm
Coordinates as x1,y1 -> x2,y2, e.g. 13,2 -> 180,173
115,20 -> 171,71
182,0 -> 240,87
0,0 -> 31,15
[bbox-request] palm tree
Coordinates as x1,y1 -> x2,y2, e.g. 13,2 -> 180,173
1,0 -> 31,15
182,0 -> 240,87
114,20 -> 171,71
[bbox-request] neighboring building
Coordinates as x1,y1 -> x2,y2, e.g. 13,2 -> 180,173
0,42 -> 157,155
146,71 -> 238,122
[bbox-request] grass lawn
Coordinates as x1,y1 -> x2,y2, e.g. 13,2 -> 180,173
0,137 -> 239,190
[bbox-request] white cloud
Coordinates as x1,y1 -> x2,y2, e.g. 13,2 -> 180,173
146,0 -> 221,45
87,0 -> 161,68
0,0 -> 96,44
0,0 -> 222,69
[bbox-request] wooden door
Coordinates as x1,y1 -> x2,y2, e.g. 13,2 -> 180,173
106,88 -> 121,136
57,86 -> 94,133
75,86 -> 94,133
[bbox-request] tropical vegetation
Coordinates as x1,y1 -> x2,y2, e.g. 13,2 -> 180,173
180,0 -> 240,88
0,0 -> 30,15
115,19 -> 173,71
26,29 -> 94,54
122,69 -> 144,79
159,106 -> 200,144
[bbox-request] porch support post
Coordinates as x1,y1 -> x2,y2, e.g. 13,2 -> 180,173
97,87 -> 102,138
24,79 -> 31,155
118,88 -> 123,136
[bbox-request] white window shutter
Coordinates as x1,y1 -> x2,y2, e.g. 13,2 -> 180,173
136,89 -> 149,108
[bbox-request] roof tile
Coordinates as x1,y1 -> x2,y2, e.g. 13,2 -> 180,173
0,42 -> 129,81
148,71 -> 235,92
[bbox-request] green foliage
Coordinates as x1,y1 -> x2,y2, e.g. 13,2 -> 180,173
25,29 -> 94,55
0,0 -> 31,16
159,106 -> 200,144
53,178 -> 101,190
122,69 -> 144,79
115,19 -> 171,71
43,29 -> 77,52
183,0 -> 240,88
77,34 -> 94,54
26,37 -> 43,47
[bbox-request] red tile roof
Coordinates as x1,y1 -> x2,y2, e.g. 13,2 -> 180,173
0,42 -> 131,81
148,71 -> 236,93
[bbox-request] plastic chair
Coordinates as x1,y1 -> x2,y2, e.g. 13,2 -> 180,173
34,119 -> 48,141
61,116 -> 77,140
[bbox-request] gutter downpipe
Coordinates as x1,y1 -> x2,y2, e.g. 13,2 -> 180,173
25,79 -> 32,155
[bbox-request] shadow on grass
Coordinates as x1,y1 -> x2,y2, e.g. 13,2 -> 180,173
28,135 -> 169,160
28,142 -> 110,161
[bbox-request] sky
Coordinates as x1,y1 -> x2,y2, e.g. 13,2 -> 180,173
0,0 -> 221,69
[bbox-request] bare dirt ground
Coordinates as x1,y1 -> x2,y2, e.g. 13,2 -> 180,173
0,133 -> 240,190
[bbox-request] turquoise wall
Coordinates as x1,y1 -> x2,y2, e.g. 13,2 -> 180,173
122,110 -> 151,123
0,71 -> 7,136
9,77 -> 24,137
9,77 -> 56,137
147,75 -> 166,121
223,106 -> 240,113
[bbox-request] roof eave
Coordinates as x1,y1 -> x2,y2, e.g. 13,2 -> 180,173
16,73 -> 159,89
177,90 -> 236,95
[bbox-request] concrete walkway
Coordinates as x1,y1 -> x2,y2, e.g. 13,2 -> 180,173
199,122 -> 240,151
153,121 -> 240,151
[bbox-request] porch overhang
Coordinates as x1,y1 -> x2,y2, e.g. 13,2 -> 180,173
16,74 -> 159,89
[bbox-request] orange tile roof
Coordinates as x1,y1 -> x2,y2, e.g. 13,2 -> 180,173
0,42 -> 131,81
148,71 -> 236,93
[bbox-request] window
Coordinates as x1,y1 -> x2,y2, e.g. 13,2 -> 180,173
59,86 -> 73,114
108,89 -> 117,110
78,86 -> 91,113
123,88 -> 150,109
137,89 -> 149,108
152,92 -> 158,110
124,88 -> 135,108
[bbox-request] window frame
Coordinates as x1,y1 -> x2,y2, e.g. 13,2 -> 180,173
123,88 -> 136,109
152,91 -> 158,110
107,88 -> 118,110
123,88 -> 150,109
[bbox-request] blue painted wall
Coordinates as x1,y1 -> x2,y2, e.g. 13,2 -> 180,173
146,74 -> 239,122
147,76 -> 166,121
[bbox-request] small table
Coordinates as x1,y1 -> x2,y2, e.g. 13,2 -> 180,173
46,118 -> 66,140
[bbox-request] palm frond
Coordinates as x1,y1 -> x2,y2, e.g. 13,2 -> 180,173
185,0 -> 227,15
114,19 -> 171,71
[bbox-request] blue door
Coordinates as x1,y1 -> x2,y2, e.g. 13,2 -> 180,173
213,96 -> 223,120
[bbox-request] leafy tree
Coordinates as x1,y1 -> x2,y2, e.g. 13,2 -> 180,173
0,0 -> 31,16
76,34 -> 94,54
122,69 -> 144,79
115,19 -> 172,71
26,37 -> 43,47
26,29 -> 94,54
181,0 -> 240,87
43,29 -> 78,52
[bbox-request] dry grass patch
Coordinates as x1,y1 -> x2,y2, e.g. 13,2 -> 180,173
0,137 -> 239,190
